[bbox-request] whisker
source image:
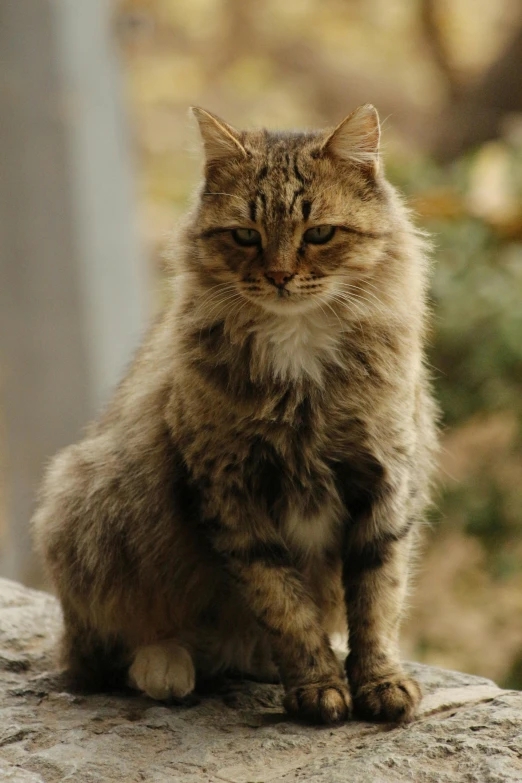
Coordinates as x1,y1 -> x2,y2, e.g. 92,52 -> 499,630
196,293 -> 246,346
327,294 -> 367,340
334,284 -> 388,316
193,295 -> 239,322
331,291 -> 384,318
234,297 -> 254,320
194,282 -> 237,308
202,293 -> 245,319
317,295 -> 344,333
350,278 -> 392,303
193,288 -> 243,320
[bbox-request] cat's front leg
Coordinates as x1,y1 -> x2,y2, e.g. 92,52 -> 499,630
342,495 -> 421,723
207,515 -> 351,724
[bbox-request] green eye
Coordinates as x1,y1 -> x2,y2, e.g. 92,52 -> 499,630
231,228 -> 262,247
303,225 -> 336,244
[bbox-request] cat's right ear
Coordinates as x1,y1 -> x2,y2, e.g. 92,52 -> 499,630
191,107 -> 247,163
321,104 -> 381,175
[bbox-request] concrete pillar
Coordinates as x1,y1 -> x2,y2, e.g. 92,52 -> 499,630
0,0 -> 148,583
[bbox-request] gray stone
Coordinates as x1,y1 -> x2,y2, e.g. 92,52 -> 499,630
0,577 -> 520,782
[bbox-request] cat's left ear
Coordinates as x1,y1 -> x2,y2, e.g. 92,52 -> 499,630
191,107 -> 247,163
321,104 -> 381,175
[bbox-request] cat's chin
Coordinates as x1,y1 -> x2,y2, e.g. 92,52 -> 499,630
251,295 -> 325,317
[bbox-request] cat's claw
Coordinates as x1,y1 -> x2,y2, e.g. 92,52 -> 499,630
284,680 -> 352,724
352,675 -> 421,723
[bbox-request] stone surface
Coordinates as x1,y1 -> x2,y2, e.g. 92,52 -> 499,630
0,577 -> 520,783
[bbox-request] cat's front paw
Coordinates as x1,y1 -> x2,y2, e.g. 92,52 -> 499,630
283,680 -> 352,724
352,675 -> 421,723
128,641 -> 195,702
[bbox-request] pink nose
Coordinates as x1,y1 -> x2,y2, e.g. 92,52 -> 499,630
265,271 -> 294,288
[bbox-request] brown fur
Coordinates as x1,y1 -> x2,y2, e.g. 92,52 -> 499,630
32,105 -> 438,724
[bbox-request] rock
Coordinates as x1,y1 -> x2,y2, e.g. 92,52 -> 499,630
0,577 -> 520,783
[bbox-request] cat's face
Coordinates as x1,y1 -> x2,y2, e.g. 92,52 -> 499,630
192,107 -> 393,315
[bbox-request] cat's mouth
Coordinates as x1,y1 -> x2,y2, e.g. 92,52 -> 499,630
239,282 -> 328,314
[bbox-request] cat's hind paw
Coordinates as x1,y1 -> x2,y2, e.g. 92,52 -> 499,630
352,675 -> 421,723
283,680 -> 352,724
129,641 -> 195,702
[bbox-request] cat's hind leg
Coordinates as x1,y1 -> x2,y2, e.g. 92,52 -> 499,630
60,609 -> 131,692
128,640 -> 196,701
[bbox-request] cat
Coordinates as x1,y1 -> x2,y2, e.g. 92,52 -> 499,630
32,104 -> 438,725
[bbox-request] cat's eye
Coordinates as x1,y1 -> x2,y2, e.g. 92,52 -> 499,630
231,228 -> 262,247
303,225 -> 336,245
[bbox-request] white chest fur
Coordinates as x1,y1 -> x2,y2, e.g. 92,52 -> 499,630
253,309 -> 342,384
281,504 -> 340,556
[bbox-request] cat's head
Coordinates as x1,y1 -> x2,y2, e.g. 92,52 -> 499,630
189,106 -> 396,315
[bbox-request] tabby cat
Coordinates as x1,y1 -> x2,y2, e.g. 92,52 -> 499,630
32,104 -> 438,724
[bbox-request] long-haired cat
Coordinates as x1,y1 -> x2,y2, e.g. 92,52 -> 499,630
32,105 -> 438,724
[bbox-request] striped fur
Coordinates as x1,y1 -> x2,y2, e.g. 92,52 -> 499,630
32,105 -> 438,724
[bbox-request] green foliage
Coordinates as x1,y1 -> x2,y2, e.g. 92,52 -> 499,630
429,220 -> 522,427
391,153 -> 522,428
503,650 -> 522,690
443,477 -> 522,580
390,149 -> 522,589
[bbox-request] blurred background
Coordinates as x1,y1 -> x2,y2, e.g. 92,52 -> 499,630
1,0 -> 521,688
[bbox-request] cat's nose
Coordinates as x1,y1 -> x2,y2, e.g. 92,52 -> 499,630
265,271 -> 295,288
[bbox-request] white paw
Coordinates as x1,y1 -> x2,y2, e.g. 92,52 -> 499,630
128,641 -> 195,701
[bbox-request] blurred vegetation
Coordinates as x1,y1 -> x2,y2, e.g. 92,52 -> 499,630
398,147 -> 522,686
115,0 -> 522,687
